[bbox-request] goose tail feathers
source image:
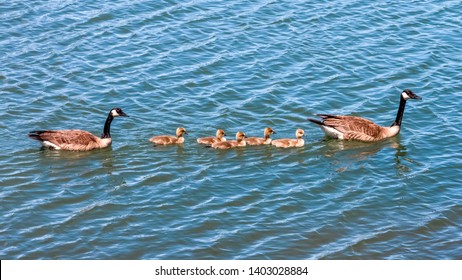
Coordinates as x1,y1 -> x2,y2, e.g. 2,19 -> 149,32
307,118 -> 323,126
28,130 -> 47,140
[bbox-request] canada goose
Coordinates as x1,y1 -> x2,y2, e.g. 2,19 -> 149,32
28,108 -> 129,151
308,89 -> 421,142
197,129 -> 226,145
245,127 -> 276,145
271,129 -> 305,148
149,127 -> 188,145
211,131 -> 246,149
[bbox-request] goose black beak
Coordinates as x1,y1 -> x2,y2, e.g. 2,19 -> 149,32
405,90 -> 422,99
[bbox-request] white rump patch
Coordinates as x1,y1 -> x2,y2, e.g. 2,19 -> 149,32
43,141 -> 61,150
321,126 -> 344,139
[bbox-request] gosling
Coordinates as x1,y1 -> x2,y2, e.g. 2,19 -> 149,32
245,127 -> 276,145
197,129 -> 226,145
271,129 -> 305,148
210,131 -> 246,149
149,127 -> 187,145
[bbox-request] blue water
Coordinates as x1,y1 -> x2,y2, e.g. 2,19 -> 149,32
1,0 -> 462,259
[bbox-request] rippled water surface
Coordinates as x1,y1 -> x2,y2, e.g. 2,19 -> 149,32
1,0 -> 462,259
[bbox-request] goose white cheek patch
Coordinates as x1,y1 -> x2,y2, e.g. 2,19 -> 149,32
402,91 -> 411,100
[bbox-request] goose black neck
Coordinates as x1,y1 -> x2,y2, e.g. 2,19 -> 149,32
392,95 -> 407,127
101,112 -> 114,139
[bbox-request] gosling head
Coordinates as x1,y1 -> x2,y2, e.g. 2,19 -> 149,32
236,131 -> 246,142
264,127 -> 276,136
216,129 -> 226,138
176,127 -> 188,137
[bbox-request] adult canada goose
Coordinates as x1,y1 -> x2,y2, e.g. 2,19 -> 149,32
149,127 -> 188,145
28,108 -> 129,151
211,131 -> 246,149
245,127 -> 276,145
197,129 -> 226,145
271,129 -> 305,148
308,89 -> 421,142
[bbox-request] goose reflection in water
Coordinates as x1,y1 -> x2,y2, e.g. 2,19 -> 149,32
318,137 -> 417,174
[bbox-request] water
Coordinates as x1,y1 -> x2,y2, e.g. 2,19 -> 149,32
1,0 -> 462,259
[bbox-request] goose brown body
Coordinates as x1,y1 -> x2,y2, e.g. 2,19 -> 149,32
28,108 -> 128,151
245,127 -> 276,145
197,129 -> 226,145
308,89 -> 421,142
313,114 -> 401,141
28,130 -> 112,151
150,127 -> 187,145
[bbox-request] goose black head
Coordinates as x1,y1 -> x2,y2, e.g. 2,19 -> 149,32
111,108 -> 129,117
402,89 -> 421,100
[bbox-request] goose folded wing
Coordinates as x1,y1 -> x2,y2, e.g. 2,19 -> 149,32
319,115 -> 383,138
43,130 -> 101,150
